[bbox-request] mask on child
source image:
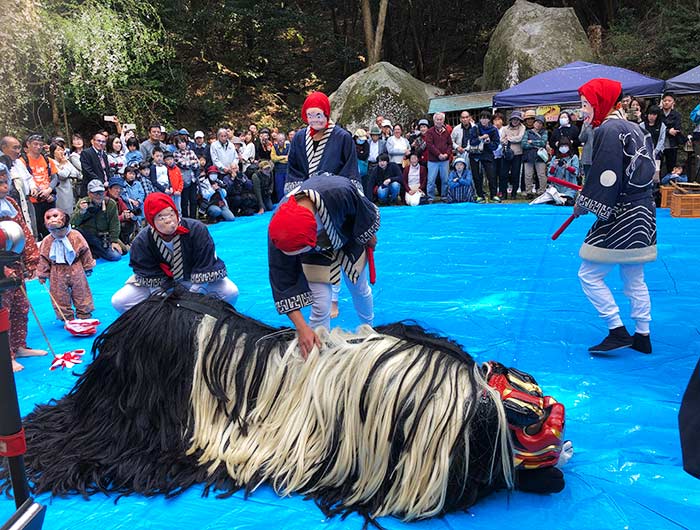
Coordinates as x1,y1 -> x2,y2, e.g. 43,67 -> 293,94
559,146 -> 570,154
209,175 -> 218,182
559,117 -> 570,126
356,139 -> 366,144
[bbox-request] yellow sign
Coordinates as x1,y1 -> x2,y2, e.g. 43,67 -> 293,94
536,105 -> 561,122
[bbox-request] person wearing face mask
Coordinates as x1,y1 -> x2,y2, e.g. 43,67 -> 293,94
540,137 -> 579,206
37,208 -> 95,322
286,91 -> 360,194
548,112 -> 580,153
574,78 -> 656,355
354,128 -> 370,182
111,192 -> 239,313
199,166 -> 235,222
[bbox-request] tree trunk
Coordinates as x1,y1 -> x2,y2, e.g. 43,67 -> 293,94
48,84 -> 61,134
361,0 -> 389,65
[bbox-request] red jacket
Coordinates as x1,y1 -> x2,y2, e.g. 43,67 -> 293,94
166,165 -> 184,193
425,126 -> 452,162
402,163 -> 427,193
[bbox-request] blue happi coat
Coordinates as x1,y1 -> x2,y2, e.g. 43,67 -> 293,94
285,125 -> 359,193
576,110 -> 657,264
269,174 -> 380,314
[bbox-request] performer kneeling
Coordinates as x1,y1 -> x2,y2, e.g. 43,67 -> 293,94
111,192 -> 238,313
268,174 -> 379,357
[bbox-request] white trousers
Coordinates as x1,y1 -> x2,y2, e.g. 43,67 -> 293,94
578,260 -> 651,334
309,267 -> 373,330
111,277 -> 239,314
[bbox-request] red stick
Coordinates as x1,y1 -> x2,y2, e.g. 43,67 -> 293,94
551,214 -> 576,240
547,176 -> 582,191
366,246 -> 376,285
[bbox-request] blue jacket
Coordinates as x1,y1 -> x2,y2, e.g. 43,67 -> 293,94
469,124 -> 500,161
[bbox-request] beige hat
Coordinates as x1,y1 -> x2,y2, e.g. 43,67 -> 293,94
381,119 -> 392,128
354,128 -> 368,140
523,109 -> 537,120
259,160 -> 274,170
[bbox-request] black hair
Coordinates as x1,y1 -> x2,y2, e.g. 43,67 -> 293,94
152,146 -> 164,155
106,134 -> 121,154
148,123 -> 162,132
662,92 -> 676,101
138,160 -> 151,170
126,137 -> 139,149
479,110 -> 492,121
48,141 -> 64,159
646,105 -> 661,116
378,153 -> 390,163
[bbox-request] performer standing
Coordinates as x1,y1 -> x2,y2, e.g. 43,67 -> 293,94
268,175 -> 379,357
285,91 -> 359,192
574,78 -> 656,354
111,192 -> 238,313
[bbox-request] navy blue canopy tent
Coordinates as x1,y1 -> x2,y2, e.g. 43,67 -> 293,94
665,65 -> 700,95
493,61 -> 665,108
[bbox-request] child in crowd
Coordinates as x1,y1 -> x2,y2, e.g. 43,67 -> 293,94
163,151 -> 184,213
199,166 -> 235,222
150,147 -> 169,193
546,136 -> 580,205
37,208 -> 95,321
137,160 -> 157,195
125,137 -> 143,167
122,165 -> 146,225
445,157 -> 476,203
661,164 -> 688,185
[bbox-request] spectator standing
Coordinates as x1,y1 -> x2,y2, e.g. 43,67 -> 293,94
252,160 -> 275,213
20,133 -> 58,238
500,111 -> 526,199
139,123 -> 163,162
163,151 -> 184,213
385,124 -> 411,169
271,133 -> 290,202
255,128 -> 273,161
366,125 -> 387,196
124,137 -> 143,168
210,128 -> 239,179
193,131 -> 207,160
174,136 -> 200,219
0,136 -> 35,233
354,129 -> 369,187
451,111 -> 473,158
240,131 -> 256,174
578,122 -> 594,179
107,135 -> 126,176
521,115 -> 549,198
641,105 -> 668,175
69,134 -> 84,173
424,112 -> 452,202
660,93 -> 683,174
50,141 -> 79,214
548,111 -> 580,152
468,111 -> 501,203
79,132 -> 111,196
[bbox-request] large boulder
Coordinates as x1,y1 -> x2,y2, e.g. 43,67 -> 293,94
330,62 -> 444,131
482,0 -> 594,90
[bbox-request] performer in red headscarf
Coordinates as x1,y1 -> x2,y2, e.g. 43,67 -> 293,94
574,78 -> 656,354
111,192 -> 238,313
285,91 -> 360,193
268,175 -> 379,357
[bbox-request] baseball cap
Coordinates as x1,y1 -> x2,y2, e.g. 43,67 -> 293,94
87,179 -> 105,193
194,130 -> 205,139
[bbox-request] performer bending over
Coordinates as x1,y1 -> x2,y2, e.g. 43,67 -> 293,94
268,174 -> 379,357
111,192 -> 238,313
574,78 -> 656,354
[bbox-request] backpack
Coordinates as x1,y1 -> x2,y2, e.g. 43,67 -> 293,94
20,152 -> 53,177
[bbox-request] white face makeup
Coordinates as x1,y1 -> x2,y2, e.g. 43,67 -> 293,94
580,95 -> 594,126
305,107 -> 328,131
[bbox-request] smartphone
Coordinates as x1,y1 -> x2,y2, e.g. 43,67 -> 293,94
123,123 -> 136,131
104,115 -> 116,122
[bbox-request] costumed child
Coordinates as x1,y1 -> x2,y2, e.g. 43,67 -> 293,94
37,208 -> 95,321
111,192 -> 238,313
0,162 -> 45,372
574,78 -> 656,354
445,156 -> 476,203
268,174 -> 380,358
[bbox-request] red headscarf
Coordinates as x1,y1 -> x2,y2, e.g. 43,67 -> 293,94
144,192 -> 189,235
578,78 -> 622,128
269,196 -> 317,253
301,91 -> 331,136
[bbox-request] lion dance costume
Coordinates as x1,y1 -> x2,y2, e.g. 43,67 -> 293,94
0,290 -> 569,525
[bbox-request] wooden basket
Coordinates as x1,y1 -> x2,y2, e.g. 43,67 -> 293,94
660,186 -> 674,208
670,192 -> 700,218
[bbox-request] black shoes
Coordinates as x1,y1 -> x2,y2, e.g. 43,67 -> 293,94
588,326 -> 633,353
631,332 -> 652,354
588,327 -> 652,354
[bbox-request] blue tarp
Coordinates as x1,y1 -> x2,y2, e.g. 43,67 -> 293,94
666,65 -> 700,95
493,61 -> 666,108
1,203 -> 699,529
